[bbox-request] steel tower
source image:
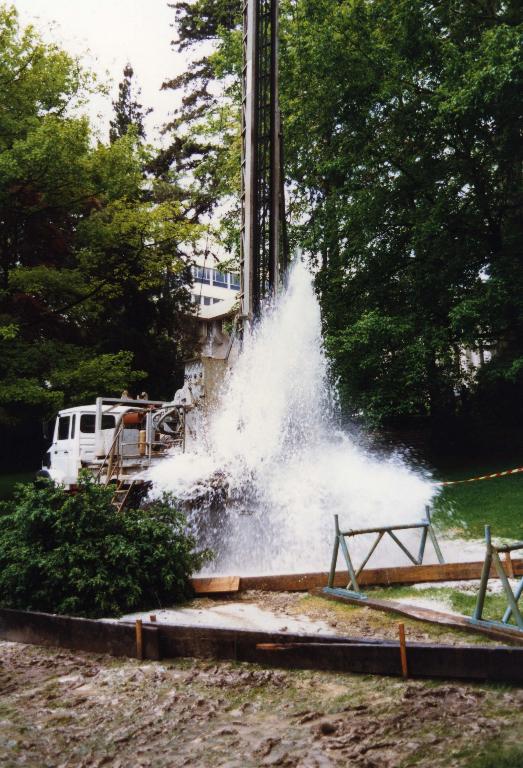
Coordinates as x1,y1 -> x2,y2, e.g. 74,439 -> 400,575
240,0 -> 287,325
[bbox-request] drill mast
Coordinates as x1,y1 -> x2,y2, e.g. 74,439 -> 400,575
240,0 -> 286,325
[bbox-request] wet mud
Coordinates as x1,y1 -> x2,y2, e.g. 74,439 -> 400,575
1,638 -> 521,768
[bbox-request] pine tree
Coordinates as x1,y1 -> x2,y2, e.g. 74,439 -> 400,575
109,64 -> 152,143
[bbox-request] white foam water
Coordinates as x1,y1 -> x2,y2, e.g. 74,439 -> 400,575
149,260 -> 436,574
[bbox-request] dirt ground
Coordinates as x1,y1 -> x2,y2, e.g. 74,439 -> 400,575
200,590 -> 507,646
1,592 -> 522,768
1,641 -> 522,768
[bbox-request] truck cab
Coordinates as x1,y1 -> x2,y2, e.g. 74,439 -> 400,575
42,397 -> 188,491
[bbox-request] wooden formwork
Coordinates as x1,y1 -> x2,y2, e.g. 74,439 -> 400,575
2,559 -> 521,682
191,559 -> 523,594
0,607 -> 522,684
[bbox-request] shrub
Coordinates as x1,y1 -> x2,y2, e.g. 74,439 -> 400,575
0,476 -> 211,617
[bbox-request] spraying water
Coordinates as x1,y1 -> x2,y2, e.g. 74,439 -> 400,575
149,261 -> 436,574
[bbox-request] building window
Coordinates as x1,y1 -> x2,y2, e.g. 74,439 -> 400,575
213,298 -> 222,304
193,266 -> 211,284
212,269 -> 228,287
202,296 -> 212,306
230,273 -> 240,290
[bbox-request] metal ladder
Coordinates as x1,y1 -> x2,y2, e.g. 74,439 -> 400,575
95,419 -> 124,486
95,419 -> 135,510
110,479 -> 136,513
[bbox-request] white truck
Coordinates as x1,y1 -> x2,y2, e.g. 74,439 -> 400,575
39,392 -> 196,509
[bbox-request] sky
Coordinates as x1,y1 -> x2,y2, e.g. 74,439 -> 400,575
13,0 -> 191,141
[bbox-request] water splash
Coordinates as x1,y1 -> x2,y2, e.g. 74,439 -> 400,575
149,261 -> 436,574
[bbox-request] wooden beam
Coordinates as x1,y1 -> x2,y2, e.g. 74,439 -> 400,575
191,575 -> 240,594
504,552 -> 515,579
142,623 -> 523,682
252,639 -> 523,683
0,608 -> 161,660
191,559 -> 523,595
319,589 -> 523,647
1,608 -> 521,683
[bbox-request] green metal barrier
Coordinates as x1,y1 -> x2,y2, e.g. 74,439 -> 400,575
325,508 -> 445,601
470,526 -> 523,632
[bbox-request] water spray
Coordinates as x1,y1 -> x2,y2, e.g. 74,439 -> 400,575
149,261 -> 435,574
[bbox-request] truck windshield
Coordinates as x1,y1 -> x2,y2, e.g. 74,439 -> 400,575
79,414 -> 116,433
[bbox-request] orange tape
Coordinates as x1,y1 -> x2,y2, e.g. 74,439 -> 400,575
436,467 -> 523,487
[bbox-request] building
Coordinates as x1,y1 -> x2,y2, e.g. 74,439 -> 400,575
189,252 -> 240,320
178,252 -> 241,424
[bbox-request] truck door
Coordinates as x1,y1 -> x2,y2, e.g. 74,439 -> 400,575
52,414 -> 77,486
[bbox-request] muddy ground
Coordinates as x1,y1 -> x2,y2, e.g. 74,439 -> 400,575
1,592 -> 522,767
191,590 -> 508,646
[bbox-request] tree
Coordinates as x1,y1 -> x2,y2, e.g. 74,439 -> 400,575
109,63 -> 152,143
0,6 -> 199,469
161,0 -> 523,451
278,0 -> 523,435
153,0 -> 241,248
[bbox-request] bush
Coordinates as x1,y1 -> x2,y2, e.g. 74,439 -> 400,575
0,476 -> 212,617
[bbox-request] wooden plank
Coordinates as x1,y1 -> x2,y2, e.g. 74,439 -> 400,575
191,559 -> 523,594
357,559 -> 523,586
154,623 -> 366,662
0,608 -> 160,660
319,589 -> 523,647
1,608 -> 521,683
253,640 -> 523,683
191,575 -> 240,594
155,624 -> 523,682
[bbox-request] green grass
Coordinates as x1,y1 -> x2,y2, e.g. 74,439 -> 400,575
463,742 -> 523,768
303,593 -> 503,644
0,472 -> 35,500
366,584 -> 512,624
432,460 -> 523,540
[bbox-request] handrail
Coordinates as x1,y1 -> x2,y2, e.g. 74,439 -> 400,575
93,407 -> 185,485
95,417 -> 124,483
471,526 -> 523,631
327,508 -> 444,599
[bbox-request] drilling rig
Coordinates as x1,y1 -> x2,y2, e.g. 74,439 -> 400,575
39,0 -> 289,500
183,0 -> 289,411
240,0 -> 288,326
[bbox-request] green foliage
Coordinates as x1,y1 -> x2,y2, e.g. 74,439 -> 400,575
325,311 -> 427,423
0,472 -> 34,501
0,477 -> 212,617
109,63 -> 151,144
49,351 -> 146,404
166,0 -> 523,434
0,6 -> 200,466
278,0 -> 523,426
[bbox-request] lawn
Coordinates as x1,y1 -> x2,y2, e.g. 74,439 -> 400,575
431,460 -> 523,541
365,584 -> 511,625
